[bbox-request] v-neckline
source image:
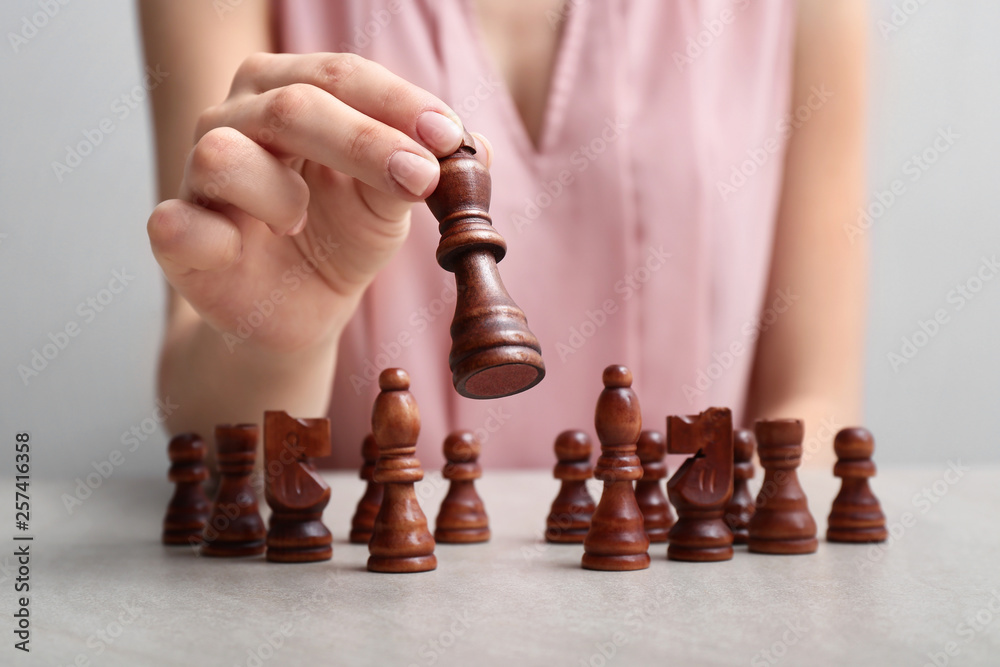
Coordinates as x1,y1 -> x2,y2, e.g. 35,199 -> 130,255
458,0 -> 589,159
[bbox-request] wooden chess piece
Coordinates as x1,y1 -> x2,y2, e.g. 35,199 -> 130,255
582,366 -> 650,571
162,433 -> 211,545
748,419 -> 818,555
367,369 -> 437,573
635,430 -> 675,543
201,424 -> 266,557
725,428 -> 757,545
666,408 -> 735,562
263,411 -> 332,563
545,430 -> 596,543
827,427 -> 888,543
425,132 -> 545,399
349,434 -> 384,544
434,431 -> 490,543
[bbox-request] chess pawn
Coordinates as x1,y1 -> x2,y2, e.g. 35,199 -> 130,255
349,434 -> 384,544
635,430 -> 675,543
827,427 -> 888,543
425,132 -> 545,399
748,419 -> 818,555
582,366 -> 650,571
724,428 -> 757,544
434,431 -> 490,543
666,408 -> 735,562
201,424 -> 266,557
263,411 -> 332,563
545,430 -> 596,543
367,369 -> 437,573
162,433 -> 211,545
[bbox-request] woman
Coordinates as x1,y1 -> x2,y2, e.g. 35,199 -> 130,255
141,0 -> 867,469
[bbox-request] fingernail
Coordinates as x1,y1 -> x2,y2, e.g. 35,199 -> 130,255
285,212 -> 308,236
416,111 -> 464,154
389,151 -> 438,197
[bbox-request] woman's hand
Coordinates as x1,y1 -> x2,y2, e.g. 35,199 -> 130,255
147,52 -> 483,355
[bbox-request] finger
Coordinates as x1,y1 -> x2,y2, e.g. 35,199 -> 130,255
181,127 -> 310,235
470,132 -> 493,169
206,83 -> 441,200
230,52 -> 465,156
148,199 -> 242,276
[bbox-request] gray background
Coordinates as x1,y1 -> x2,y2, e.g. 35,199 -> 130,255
0,1 -> 996,479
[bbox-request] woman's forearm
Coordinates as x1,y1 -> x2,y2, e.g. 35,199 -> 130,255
157,305 -> 340,443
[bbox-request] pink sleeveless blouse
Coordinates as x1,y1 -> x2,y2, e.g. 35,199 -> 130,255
273,0 -> 797,469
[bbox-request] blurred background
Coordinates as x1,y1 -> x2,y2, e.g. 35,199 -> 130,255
1,0 -> 997,478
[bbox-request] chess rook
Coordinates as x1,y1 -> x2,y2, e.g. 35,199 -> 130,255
827,427 -> 888,543
434,431 -> 490,543
201,424 -> 266,557
725,428 -> 757,544
367,369 -> 437,573
349,434 -> 384,544
582,366 -> 650,571
264,411 -> 333,563
635,430 -> 675,543
666,408 -> 735,562
425,132 -> 545,399
162,433 -> 211,546
748,419 -> 818,555
545,430 -> 596,543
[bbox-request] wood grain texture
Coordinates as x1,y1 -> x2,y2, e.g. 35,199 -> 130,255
666,408 -> 735,562
425,133 -> 545,399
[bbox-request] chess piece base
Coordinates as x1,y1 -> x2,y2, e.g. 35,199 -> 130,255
162,529 -> 205,546
545,527 -> 588,543
200,539 -> 266,558
826,526 -> 888,543
367,554 -> 438,573
349,530 -> 373,544
667,543 -> 734,562
454,351 -> 545,399
748,536 -> 819,555
581,553 -> 651,572
434,527 -> 490,543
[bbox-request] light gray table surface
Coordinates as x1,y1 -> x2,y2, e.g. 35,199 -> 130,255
6,463 -> 999,666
